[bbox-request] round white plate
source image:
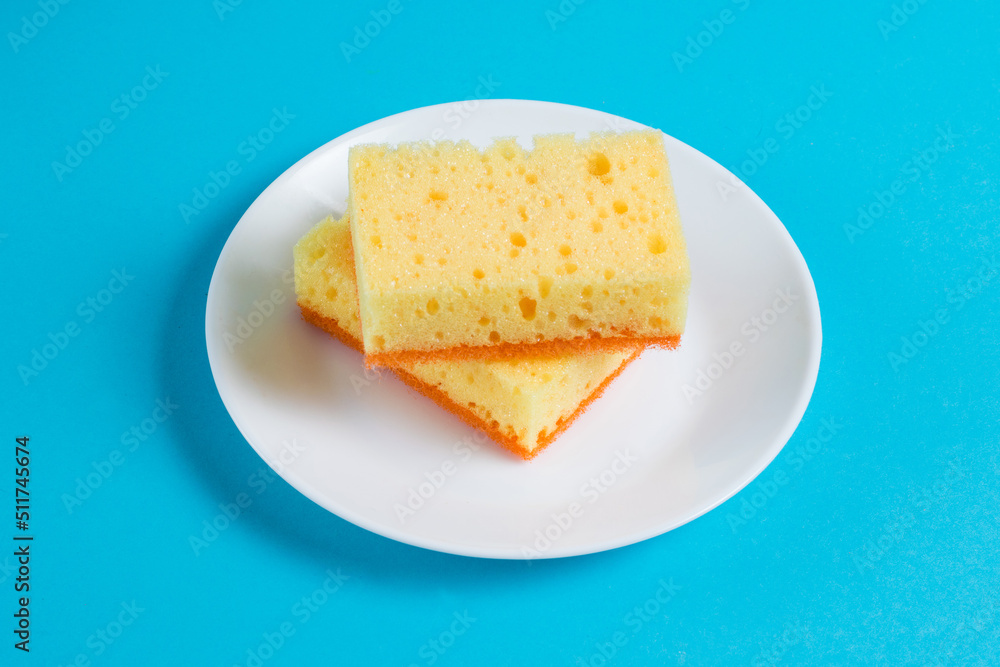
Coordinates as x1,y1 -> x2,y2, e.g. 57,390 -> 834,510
205,100 -> 821,559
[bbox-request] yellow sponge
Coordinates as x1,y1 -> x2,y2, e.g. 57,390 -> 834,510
348,131 -> 690,366
294,215 -> 642,459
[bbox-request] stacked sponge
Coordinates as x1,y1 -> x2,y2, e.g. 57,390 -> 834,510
294,131 -> 690,458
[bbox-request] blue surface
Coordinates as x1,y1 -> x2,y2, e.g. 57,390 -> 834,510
2,0 -> 999,664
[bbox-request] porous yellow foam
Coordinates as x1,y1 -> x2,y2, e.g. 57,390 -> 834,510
347,130 -> 689,363
294,215 -> 640,458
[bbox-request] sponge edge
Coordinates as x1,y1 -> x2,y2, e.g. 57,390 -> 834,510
299,305 -> 641,459
348,131 -> 690,365
294,215 -> 644,459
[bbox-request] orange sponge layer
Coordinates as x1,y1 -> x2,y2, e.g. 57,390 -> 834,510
363,333 -> 676,369
300,303 -> 643,460
301,303 -> 364,354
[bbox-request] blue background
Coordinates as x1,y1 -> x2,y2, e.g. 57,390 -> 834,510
2,0 -> 998,664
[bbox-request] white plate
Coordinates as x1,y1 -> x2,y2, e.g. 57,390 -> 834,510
205,100 -> 821,559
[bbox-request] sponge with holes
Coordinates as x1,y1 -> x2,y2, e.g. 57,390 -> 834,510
347,130 -> 690,366
294,214 -> 642,459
